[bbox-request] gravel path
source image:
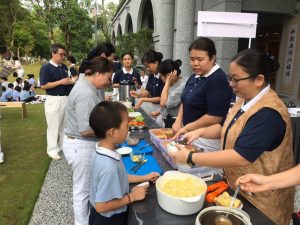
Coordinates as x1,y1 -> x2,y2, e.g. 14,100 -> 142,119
28,155 -> 74,225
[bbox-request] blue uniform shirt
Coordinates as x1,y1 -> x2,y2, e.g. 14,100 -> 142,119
89,146 -> 129,218
12,90 -> 20,101
145,74 -> 164,98
224,108 -> 286,162
39,61 -> 72,96
0,88 -> 13,102
113,68 -> 142,85
181,67 -> 232,125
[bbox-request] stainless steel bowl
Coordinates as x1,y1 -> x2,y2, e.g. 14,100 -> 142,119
195,206 -> 252,225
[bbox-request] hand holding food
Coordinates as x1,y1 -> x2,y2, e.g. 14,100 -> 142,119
130,90 -> 139,98
130,186 -> 148,202
183,129 -> 203,145
168,144 -> 190,164
172,126 -> 189,140
134,98 -> 144,109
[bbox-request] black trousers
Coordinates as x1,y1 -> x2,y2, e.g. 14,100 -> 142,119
89,206 -> 128,225
163,115 -> 176,128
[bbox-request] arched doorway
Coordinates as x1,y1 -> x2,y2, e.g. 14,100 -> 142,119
125,14 -> 133,34
117,24 -> 122,37
112,30 -> 116,45
137,0 -> 154,31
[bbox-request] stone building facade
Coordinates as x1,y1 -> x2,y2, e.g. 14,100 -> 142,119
111,0 -> 300,99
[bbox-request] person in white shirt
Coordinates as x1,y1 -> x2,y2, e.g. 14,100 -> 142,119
12,56 -> 25,78
140,69 -> 148,90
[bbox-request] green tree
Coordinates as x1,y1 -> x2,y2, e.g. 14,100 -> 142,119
12,21 -> 34,56
0,0 -> 25,52
96,2 -> 118,42
115,29 -> 153,61
28,0 -> 59,43
56,0 -> 94,55
30,19 -> 51,58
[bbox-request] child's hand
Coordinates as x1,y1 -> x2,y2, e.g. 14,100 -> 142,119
145,172 -> 160,182
130,186 -> 148,202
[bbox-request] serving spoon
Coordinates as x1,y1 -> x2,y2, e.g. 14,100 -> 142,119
214,185 -> 240,225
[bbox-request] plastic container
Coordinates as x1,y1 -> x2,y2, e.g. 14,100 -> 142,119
159,140 -> 223,177
149,128 -> 174,150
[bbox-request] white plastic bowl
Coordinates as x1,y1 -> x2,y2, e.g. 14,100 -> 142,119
156,171 -> 207,215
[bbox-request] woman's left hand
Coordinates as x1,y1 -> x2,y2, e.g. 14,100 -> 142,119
168,144 -> 190,164
172,126 -> 189,140
145,172 -> 160,182
134,98 -> 144,109
149,110 -> 160,118
130,90 -> 139,98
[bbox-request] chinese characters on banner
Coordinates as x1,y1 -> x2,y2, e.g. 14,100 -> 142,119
283,24 -> 298,84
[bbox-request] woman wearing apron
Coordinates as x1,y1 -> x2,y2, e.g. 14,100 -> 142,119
170,49 -> 294,225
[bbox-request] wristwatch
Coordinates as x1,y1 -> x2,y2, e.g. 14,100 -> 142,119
187,151 -> 195,166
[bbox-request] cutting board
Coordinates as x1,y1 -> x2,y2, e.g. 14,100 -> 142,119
123,155 -> 163,175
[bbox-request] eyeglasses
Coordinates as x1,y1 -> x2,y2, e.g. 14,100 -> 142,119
56,52 -> 65,57
227,75 -> 253,85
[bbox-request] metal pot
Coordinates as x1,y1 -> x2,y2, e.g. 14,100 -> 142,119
195,206 -> 252,225
118,80 -> 135,102
156,171 -> 207,215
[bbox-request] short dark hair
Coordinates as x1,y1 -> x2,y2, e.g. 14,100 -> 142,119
89,101 -> 127,139
13,56 -> 19,60
87,42 -> 115,60
15,86 -> 21,92
142,50 -> 163,64
231,49 -> 279,84
67,55 -> 76,64
158,59 -> 182,76
50,43 -> 66,54
2,86 -> 6,92
121,52 -> 134,60
81,56 -> 114,76
27,74 -> 34,78
8,83 -> 14,88
23,84 -> 31,91
189,37 -> 216,60
23,80 -> 29,86
16,77 -> 22,83
1,77 -> 8,81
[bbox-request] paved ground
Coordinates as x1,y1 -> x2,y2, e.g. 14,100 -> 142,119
29,103 -> 300,225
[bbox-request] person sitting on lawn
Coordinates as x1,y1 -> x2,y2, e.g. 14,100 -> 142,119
1,77 -> 9,88
13,77 -> 24,89
12,86 -> 21,101
0,83 -> 14,102
20,84 -> 36,102
27,74 -> 37,87
88,101 -> 160,225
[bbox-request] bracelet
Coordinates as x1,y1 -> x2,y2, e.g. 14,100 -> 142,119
126,193 -> 132,204
187,151 -> 195,166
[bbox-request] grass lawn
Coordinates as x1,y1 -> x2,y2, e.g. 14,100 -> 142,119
0,63 -> 51,225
